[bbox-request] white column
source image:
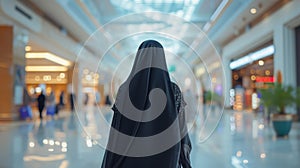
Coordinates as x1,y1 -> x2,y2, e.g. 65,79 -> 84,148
75,63 -> 83,109
222,57 -> 232,108
273,25 -> 297,87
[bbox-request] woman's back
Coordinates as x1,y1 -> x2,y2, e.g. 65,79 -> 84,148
101,40 -> 191,168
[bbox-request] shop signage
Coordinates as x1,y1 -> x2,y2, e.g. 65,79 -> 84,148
256,76 -> 275,83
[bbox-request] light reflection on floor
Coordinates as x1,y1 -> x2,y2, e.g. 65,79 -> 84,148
0,106 -> 300,168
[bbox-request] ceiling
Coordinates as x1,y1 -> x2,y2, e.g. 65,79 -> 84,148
23,0 -> 283,78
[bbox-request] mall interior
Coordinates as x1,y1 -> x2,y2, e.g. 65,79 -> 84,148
1,0 -> 300,167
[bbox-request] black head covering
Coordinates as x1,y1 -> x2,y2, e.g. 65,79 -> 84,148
102,40 -> 192,168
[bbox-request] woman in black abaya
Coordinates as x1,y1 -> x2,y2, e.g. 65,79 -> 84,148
101,40 -> 192,168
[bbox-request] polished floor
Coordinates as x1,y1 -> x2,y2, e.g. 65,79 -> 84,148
0,106 -> 300,168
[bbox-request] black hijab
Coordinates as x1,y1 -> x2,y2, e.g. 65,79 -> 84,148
101,40 -> 192,168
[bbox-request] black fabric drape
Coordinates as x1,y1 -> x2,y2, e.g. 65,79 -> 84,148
101,40 -> 192,168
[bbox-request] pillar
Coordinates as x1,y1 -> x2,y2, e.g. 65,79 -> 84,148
74,63 -> 83,110
223,57 -> 232,108
0,25 -> 27,120
0,26 -> 14,120
273,25 -> 296,87
274,24 -> 297,115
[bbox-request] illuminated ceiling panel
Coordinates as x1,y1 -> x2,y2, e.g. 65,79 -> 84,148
29,0 -> 270,78
26,52 -> 72,67
108,0 -> 209,22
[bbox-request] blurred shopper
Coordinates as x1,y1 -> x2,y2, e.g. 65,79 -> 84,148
202,90 -> 207,117
23,88 -> 32,107
46,91 -> 56,117
104,94 -> 111,106
94,91 -> 101,106
102,40 -> 192,168
59,91 -> 65,108
69,92 -> 75,111
84,93 -> 89,106
20,88 -> 33,120
37,91 -> 46,119
47,91 -> 56,106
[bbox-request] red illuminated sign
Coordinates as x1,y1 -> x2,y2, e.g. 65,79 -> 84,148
256,76 -> 275,83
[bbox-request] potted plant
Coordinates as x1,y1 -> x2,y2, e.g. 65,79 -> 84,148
204,90 -> 222,105
259,71 -> 299,137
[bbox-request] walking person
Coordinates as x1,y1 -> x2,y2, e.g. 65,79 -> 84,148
37,91 -> 46,119
69,92 -> 75,111
84,93 -> 89,106
104,94 -> 111,106
59,91 -> 65,108
101,40 -> 192,168
47,91 -> 56,107
94,91 -> 101,106
46,91 -> 56,117
20,88 -> 33,120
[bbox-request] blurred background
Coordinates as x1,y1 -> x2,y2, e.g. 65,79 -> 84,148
0,0 -> 300,167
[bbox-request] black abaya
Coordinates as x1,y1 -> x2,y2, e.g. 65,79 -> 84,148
101,40 -> 192,168
37,92 -> 46,119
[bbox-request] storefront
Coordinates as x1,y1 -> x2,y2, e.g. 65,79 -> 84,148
229,44 -> 274,111
81,68 -> 104,106
24,52 -> 73,111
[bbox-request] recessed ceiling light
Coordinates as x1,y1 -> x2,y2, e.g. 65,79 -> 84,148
34,76 -> 40,81
250,8 -> 257,14
59,73 -> 66,78
25,46 -> 31,51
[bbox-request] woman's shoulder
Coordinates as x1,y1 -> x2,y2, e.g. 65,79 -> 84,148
171,82 -> 181,93
170,82 -> 183,102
